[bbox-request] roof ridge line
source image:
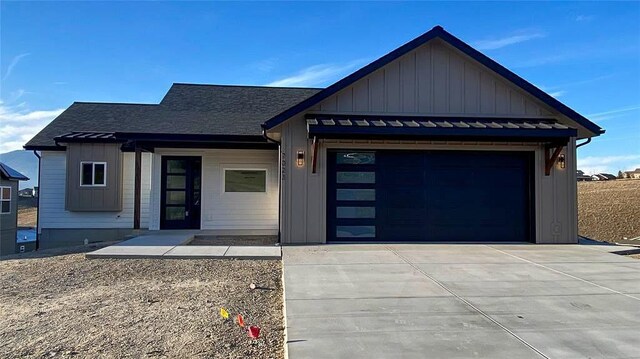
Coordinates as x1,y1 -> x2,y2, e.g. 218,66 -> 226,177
170,82 -> 325,90
73,101 -> 158,106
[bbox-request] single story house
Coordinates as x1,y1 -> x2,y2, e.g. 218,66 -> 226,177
592,173 -> 616,181
18,188 -> 36,198
622,168 -> 640,179
0,162 -> 29,255
25,26 -> 604,248
576,170 -> 592,182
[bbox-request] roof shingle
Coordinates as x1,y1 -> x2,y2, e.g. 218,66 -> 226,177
25,84 -> 322,149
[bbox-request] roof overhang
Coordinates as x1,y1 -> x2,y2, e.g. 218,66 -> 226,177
0,163 -> 29,181
41,131 -> 277,152
306,114 -> 577,144
116,132 -> 277,151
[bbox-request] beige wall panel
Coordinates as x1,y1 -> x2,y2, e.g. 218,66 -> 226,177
432,42 -> 449,113
400,53 -> 417,112
369,70 -> 385,112
416,44 -> 433,113
385,61 -> 401,112
337,88 -> 353,112
448,52 -> 464,113
510,90 -> 526,115
353,80 -> 369,111
464,63 -> 481,113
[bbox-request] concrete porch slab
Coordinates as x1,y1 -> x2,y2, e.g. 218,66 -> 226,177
163,245 -> 229,258
224,246 -> 281,259
85,232 -> 281,259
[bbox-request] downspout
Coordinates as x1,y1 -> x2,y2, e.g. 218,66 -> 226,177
262,128 -> 282,244
576,138 -> 591,148
32,150 -> 41,251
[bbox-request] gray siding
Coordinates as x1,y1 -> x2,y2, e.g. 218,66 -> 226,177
65,143 -> 123,212
272,36 -> 582,245
280,121 -> 579,245
318,40 -> 553,117
0,179 -> 18,255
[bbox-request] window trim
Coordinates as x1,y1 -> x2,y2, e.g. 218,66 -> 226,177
222,168 -> 268,193
0,186 -> 11,214
80,161 -> 108,187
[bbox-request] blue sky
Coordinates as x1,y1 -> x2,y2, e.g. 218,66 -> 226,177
1,1 -> 639,174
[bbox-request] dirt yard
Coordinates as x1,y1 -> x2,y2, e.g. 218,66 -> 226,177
18,197 -> 38,228
0,245 -> 284,358
578,179 -> 640,244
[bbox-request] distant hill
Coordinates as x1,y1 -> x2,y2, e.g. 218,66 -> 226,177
0,150 -> 39,189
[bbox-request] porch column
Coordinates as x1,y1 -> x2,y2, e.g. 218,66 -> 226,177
133,144 -> 141,229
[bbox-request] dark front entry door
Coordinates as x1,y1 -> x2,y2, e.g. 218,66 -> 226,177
160,156 -> 202,229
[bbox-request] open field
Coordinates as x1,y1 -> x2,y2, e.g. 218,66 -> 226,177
0,245 -> 284,358
578,179 -> 640,245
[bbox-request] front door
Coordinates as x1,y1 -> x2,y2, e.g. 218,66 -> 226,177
160,156 -> 202,229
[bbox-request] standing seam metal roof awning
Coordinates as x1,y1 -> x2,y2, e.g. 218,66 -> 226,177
305,115 -> 577,142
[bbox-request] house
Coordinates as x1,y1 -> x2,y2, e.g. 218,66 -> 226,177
0,162 -> 29,255
623,168 -> 640,179
18,188 -> 35,197
592,173 -> 616,181
576,170 -> 592,181
24,26 -> 604,247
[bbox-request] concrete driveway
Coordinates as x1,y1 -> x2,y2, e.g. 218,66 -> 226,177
282,243 -> 640,359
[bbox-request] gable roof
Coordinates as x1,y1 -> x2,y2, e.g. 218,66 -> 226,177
0,162 -> 29,181
262,26 -> 604,137
24,84 -> 321,149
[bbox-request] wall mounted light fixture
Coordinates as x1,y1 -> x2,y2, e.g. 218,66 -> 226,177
558,154 -> 566,169
296,150 -> 305,167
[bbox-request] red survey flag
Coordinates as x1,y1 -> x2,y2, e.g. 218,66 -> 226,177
248,326 -> 260,338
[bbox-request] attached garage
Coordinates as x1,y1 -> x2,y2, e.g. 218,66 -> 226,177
262,26 -> 605,245
327,150 -> 534,242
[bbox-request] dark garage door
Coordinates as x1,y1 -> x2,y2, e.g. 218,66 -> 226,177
327,150 -> 533,242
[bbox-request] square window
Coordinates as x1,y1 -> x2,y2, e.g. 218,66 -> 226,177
80,162 -> 107,187
225,170 -> 267,192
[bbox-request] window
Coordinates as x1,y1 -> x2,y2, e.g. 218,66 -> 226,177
1,186 -> 11,214
224,169 -> 267,192
80,162 -> 107,187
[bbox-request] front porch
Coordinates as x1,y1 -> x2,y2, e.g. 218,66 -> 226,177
85,231 -> 281,259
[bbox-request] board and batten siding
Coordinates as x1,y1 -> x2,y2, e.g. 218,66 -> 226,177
38,151 -> 152,230
316,39 -> 556,120
280,115 -> 578,244
148,149 -> 278,232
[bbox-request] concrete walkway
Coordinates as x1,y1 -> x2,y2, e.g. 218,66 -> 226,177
283,243 -> 640,359
86,232 -> 281,259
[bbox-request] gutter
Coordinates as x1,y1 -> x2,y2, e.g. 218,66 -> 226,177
576,138 -> 592,148
32,150 -> 41,251
262,129 -> 282,245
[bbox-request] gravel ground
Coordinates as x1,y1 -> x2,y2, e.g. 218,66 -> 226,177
0,244 -> 284,358
578,180 -> 640,245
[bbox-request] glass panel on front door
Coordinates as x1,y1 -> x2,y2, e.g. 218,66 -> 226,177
161,157 -> 201,229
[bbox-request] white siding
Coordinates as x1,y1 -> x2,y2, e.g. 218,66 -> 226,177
317,39 -> 555,119
38,151 -> 152,230
148,149 -> 278,231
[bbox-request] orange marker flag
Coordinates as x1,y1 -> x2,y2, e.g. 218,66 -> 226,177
236,314 -> 245,328
220,307 -> 229,320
